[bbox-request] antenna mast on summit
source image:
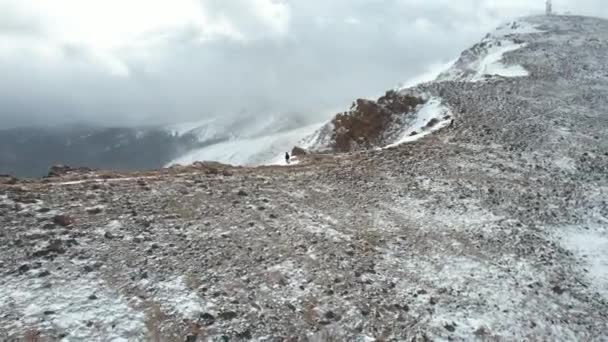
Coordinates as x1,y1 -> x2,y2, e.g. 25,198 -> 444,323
546,0 -> 553,15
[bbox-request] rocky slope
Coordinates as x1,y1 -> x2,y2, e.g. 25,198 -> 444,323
1,15 -> 608,341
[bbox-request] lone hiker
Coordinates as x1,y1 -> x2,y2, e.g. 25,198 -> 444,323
285,152 -> 291,164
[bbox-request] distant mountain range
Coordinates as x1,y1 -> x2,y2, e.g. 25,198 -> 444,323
0,114 -> 315,177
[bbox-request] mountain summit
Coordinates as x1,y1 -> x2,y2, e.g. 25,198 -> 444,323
1,15 -> 607,341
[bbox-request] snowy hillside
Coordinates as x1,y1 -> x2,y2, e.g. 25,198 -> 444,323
169,123 -> 324,167
437,20 -> 543,82
165,114 -> 324,167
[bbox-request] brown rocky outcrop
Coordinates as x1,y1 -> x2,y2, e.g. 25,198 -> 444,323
328,90 -> 424,152
291,146 -> 308,157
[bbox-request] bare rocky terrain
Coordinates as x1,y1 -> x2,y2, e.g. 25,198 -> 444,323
1,15 -> 608,341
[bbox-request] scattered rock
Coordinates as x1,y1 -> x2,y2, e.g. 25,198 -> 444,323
37,270 -> 51,278
18,264 -> 30,274
237,190 -> 248,196
86,207 -> 103,215
237,329 -> 252,340
444,323 -> 457,332
291,146 -> 308,157
552,285 -> 566,295
42,223 -> 56,230
219,311 -> 238,320
199,313 -> 215,326
53,215 -> 75,227
426,118 -> 440,128
324,311 -> 337,320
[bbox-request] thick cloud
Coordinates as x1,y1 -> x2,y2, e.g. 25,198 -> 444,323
0,0 -> 606,128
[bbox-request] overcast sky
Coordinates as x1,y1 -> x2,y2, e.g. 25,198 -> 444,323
0,0 -> 606,128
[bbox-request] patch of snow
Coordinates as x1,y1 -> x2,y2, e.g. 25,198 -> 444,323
152,276 -> 210,318
0,275 -> 146,340
297,212 -> 351,242
267,154 -> 302,166
471,40 -> 529,81
557,225 -> 608,298
376,250 -> 584,340
265,260 -> 310,298
384,97 -> 452,148
438,19 -> 544,82
554,156 -> 577,172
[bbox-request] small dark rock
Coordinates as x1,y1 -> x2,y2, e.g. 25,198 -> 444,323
53,215 -> 75,227
324,311 -> 337,320
38,270 -> 51,278
18,264 -> 30,274
199,313 -> 215,326
444,323 -> 456,332
237,190 -> 248,196
291,146 -> 308,157
88,294 -> 98,300
219,311 -> 238,320
237,329 -> 252,340
426,118 -> 440,128
104,231 -> 115,239
86,207 -> 103,215
83,265 -> 95,273
43,310 -> 56,315
552,285 -> 566,295
42,223 -> 56,230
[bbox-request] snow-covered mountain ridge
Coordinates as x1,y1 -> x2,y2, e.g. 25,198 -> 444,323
298,17 -> 548,154
165,16 -> 549,165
